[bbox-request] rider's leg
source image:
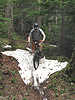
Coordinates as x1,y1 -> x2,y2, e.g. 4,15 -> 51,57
38,40 -> 42,52
32,43 -> 35,54
39,44 -> 42,52
32,48 -> 35,54
39,43 -> 42,56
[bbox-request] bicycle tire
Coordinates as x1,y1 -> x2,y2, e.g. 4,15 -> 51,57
33,52 -> 39,70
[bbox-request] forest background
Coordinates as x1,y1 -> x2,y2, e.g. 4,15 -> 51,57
0,0 -> 75,84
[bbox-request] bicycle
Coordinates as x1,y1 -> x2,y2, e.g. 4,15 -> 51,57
29,41 -> 42,70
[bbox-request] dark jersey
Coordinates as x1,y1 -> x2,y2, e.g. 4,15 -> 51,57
29,28 -> 44,41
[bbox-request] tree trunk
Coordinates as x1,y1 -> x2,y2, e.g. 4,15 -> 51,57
6,0 -> 13,36
48,17 -> 51,34
21,18 -> 24,34
61,1 -> 64,52
65,48 -> 75,83
21,3 -> 24,34
37,0 -> 41,27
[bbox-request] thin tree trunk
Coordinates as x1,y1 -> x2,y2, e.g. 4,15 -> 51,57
11,1 -> 13,32
21,18 -> 24,34
21,3 -> 24,34
61,1 -> 64,52
6,1 -> 13,36
48,17 -> 51,34
37,0 -> 41,27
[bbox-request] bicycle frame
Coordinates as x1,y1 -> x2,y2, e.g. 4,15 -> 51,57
33,42 -> 40,70
34,42 -> 39,52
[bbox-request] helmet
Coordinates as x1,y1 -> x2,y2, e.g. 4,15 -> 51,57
34,23 -> 39,29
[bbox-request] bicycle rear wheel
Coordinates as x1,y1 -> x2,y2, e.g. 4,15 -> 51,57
33,52 -> 39,70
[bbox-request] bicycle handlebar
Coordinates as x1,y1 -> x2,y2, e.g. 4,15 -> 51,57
29,41 -> 43,44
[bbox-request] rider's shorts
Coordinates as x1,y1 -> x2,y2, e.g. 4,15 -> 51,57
32,39 -> 41,50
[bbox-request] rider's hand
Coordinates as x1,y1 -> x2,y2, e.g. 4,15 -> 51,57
38,41 -> 43,45
28,41 -> 30,43
41,40 -> 44,42
38,43 -> 41,46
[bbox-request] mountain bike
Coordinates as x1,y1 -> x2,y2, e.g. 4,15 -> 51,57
29,41 -> 42,70
33,41 -> 40,70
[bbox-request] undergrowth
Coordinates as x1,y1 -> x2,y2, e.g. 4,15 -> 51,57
42,43 -> 69,62
0,36 -> 75,100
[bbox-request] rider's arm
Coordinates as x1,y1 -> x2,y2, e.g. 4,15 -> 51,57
39,28 -> 46,42
28,29 -> 34,43
28,36 -> 31,43
42,32 -> 46,42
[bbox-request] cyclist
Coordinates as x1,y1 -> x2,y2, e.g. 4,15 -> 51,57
28,23 -> 46,54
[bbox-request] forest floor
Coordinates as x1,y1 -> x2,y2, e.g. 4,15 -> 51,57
0,54 -> 75,100
0,37 -> 75,100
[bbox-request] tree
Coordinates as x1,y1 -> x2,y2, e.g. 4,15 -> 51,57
35,0 -> 61,44
6,0 -> 13,36
37,0 -> 42,27
65,47 -> 75,83
62,0 -> 75,57
64,0 -> 75,82
60,0 -> 65,52
0,0 -> 9,35
13,0 -> 33,34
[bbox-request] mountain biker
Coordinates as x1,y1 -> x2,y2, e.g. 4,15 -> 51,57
28,23 -> 46,54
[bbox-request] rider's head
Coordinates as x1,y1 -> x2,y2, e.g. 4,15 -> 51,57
34,23 -> 39,30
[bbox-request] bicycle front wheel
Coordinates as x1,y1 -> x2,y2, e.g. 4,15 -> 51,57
33,52 -> 39,70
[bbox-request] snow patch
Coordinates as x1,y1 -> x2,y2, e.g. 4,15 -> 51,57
2,49 -> 68,87
3,45 -> 12,49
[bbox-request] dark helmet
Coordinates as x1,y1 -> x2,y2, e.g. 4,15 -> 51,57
34,23 -> 39,29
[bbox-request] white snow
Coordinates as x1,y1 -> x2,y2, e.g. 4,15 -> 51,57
2,48 -> 68,87
49,44 -> 58,47
3,45 -> 12,48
